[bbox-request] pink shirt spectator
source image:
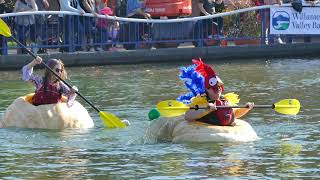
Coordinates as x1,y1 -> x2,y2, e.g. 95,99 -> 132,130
96,6 -> 113,29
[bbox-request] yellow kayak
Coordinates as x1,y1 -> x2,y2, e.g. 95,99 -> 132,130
1,93 -> 94,129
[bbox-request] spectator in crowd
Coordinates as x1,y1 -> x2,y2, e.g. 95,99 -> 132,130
126,0 -> 151,19
44,0 -> 62,52
214,0 -> 225,37
35,0 -> 49,53
125,0 -> 151,48
93,0 -> 119,51
108,21 -> 120,51
198,0 -> 218,38
95,2 -> 109,51
79,0 -> 97,51
118,0 -> 128,17
256,0 -> 284,45
13,0 -> 38,54
110,15 -> 120,49
59,0 -> 85,52
0,0 -> 11,55
93,0 -> 104,51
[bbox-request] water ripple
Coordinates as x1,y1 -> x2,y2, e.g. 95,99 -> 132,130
0,59 -> 319,178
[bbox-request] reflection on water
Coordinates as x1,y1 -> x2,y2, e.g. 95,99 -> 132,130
0,59 -> 319,178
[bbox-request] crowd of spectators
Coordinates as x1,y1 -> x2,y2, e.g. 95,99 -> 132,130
58,0 -> 120,53
198,0 -> 225,38
0,0 -> 319,55
0,0 -> 12,55
0,0 -> 119,54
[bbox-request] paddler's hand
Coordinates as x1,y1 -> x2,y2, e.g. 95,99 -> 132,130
145,12 -> 152,19
33,56 -> 42,65
67,86 -> 78,107
246,102 -> 254,110
28,56 -> 42,69
208,102 -> 217,111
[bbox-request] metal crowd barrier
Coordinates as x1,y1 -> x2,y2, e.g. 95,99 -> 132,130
0,5 -> 317,55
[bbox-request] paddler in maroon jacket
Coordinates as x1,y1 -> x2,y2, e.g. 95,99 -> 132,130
22,56 -> 78,106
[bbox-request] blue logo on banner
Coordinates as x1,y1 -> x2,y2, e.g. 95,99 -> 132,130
272,11 -> 290,30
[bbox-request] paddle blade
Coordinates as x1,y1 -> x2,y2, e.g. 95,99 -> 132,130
99,111 -> 127,128
224,92 -> 240,106
0,18 -> 12,37
274,99 -> 300,115
156,100 -> 189,117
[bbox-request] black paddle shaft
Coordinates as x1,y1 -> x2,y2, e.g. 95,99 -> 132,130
190,104 -> 274,110
11,36 -> 100,113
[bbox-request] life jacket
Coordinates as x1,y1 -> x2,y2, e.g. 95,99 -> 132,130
32,82 -> 63,106
198,99 -> 234,126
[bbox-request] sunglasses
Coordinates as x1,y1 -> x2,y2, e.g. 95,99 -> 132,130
55,68 -> 63,73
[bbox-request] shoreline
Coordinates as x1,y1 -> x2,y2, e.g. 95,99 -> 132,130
1,43 -> 319,70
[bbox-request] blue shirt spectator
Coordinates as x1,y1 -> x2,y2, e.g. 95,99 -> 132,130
126,0 -> 144,17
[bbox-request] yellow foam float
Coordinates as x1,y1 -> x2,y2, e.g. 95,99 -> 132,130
147,117 -> 258,143
0,94 -> 94,129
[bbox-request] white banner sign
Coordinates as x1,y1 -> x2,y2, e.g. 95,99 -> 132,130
270,7 -> 320,34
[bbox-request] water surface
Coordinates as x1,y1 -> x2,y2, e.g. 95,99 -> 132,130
0,58 -> 319,179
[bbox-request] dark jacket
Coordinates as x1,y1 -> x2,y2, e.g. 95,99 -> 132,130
0,3 -> 12,14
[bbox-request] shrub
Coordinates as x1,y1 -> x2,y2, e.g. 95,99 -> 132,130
224,0 -> 261,39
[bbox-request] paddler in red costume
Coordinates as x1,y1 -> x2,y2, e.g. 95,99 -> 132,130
182,58 -> 254,126
22,56 -> 78,107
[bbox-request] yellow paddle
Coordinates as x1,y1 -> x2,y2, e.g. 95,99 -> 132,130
0,18 -> 126,128
148,92 -> 240,120
155,99 -> 300,118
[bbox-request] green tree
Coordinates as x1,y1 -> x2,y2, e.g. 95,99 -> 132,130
5,0 -> 16,12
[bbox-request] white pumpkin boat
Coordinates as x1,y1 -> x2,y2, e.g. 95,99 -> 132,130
147,96 -> 301,143
147,93 -> 259,143
147,116 -> 258,143
0,93 -> 94,129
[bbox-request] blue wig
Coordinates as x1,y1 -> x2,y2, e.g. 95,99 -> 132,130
177,64 -> 205,104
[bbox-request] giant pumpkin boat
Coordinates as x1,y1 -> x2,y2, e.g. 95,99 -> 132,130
0,93 -> 94,129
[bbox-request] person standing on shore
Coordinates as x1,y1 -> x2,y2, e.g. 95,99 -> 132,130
59,0 -> 85,52
259,0 -> 284,45
0,0 -> 11,55
79,0 -> 97,51
35,0 -> 49,54
213,0 -> 225,37
198,0 -> 215,37
13,0 -> 38,54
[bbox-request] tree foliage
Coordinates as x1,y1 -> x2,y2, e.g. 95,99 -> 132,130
5,0 -> 16,12
224,0 -> 261,38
